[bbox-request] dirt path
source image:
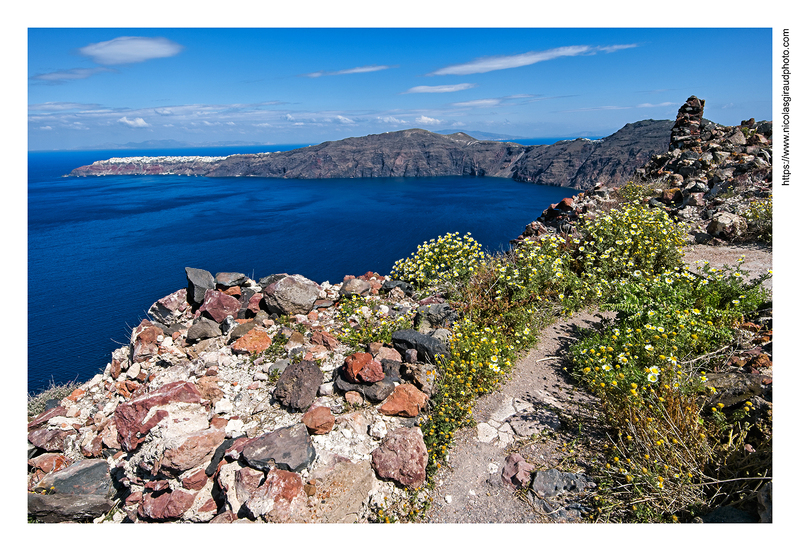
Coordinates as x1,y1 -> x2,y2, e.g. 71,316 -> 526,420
423,243 -> 772,523
424,310 -> 610,523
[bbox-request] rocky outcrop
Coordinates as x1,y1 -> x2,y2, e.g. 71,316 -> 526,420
69,124 -> 673,191
512,96 -> 772,246
27,267 -> 445,523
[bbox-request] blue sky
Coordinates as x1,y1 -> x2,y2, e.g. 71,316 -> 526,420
28,27 -> 772,150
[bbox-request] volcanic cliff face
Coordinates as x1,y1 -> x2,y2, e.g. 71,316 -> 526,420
69,123 -> 673,190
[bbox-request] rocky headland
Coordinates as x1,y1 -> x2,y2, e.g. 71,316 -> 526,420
30,97 -> 772,523
68,120 -> 674,190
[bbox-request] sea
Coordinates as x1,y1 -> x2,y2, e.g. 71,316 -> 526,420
27,142 -> 579,395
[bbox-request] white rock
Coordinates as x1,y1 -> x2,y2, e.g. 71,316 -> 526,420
445,495 -> 453,504
215,398 -> 234,415
487,463 -> 499,474
476,422 -> 497,443
318,382 -> 334,396
369,419 -> 388,439
490,395 -> 516,423
225,419 -> 245,438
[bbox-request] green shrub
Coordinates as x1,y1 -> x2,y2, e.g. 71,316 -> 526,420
390,232 -> 487,293
742,195 -> 772,243
333,294 -> 414,347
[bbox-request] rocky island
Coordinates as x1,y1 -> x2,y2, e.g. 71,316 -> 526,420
69,120 -> 674,190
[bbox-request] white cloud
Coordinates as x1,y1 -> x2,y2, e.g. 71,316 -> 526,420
304,65 -> 392,78
416,115 -> 443,125
636,102 -> 677,108
429,44 -> 638,76
404,83 -> 476,94
597,44 -> 638,53
335,115 -> 355,124
79,36 -> 183,65
118,116 -> 150,127
30,68 -> 115,83
451,98 -> 501,108
29,101 -> 103,111
39,126 -> 52,130
377,116 -> 408,124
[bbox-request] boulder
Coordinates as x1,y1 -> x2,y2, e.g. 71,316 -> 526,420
186,267 -> 215,305
391,328 -> 450,363
186,317 -> 222,343
371,427 -> 428,489
148,288 -> 190,325
215,272 -> 248,288
415,302 -> 459,333
273,360 -> 324,411
312,460 -> 376,523
32,458 -> 113,498
28,493 -> 115,523
378,384 -> 428,417
707,211 -> 748,240
138,488 -> 196,521
301,406 -> 335,435
197,289 -> 242,323
160,427 -> 227,475
114,381 -> 205,452
262,274 -> 320,315
131,320 -> 164,363
231,328 -> 273,355
340,278 -> 372,299
343,352 -> 384,384
28,428 -> 75,453
502,452 -> 535,488
242,424 -> 316,472
243,468 -> 309,522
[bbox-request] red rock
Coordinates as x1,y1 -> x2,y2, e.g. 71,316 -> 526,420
556,197 -> 574,211
28,406 -> 67,431
28,453 -> 70,475
28,428 -> 75,452
220,285 -> 242,297
307,311 -> 319,322
343,352 -> 384,383
345,391 -> 364,407
145,479 -> 171,492
245,468 -> 307,521
235,466 -> 265,505
301,407 -> 335,435
378,384 -> 428,417
310,330 -> 340,350
110,359 -> 122,379
132,322 -> 164,363
502,452 -> 535,488
375,346 -> 402,363
66,388 -> 86,402
197,289 -> 241,323
199,498 -> 218,514
182,468 -> 210,491
139,488 -> 196,521
114,381 -> 204,452
81,433 -> 104,458
371,427 -> 428,489
161,427 -> 226,475
126,491 -> 143,505
246,293 -> 264,315
231,328 -> 273,355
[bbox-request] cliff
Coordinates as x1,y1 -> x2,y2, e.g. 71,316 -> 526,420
69,122 -> 674,190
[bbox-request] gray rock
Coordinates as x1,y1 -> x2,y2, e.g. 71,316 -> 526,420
186,267 -> 215,305
186,317 -> 222,343
382,280 -> 414,296
268,358 -> 292,376
28,493 -> 115,523
215,272 -> 248,287
273,360 -> 324,411
148,288 -> 189,325
262,274 -> 320,315
531,469 -> 594,498
242,424 -> 316,472
33,458 -> 114,498
391,328 -> 450,364
312,460 -> 376,523
707,211 -> 748,240
414,302 -> 459,333
333,366 -> 398,403
339,278 -> 372,299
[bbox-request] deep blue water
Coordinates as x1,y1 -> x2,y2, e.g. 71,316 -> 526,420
28,145 -> 576,394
